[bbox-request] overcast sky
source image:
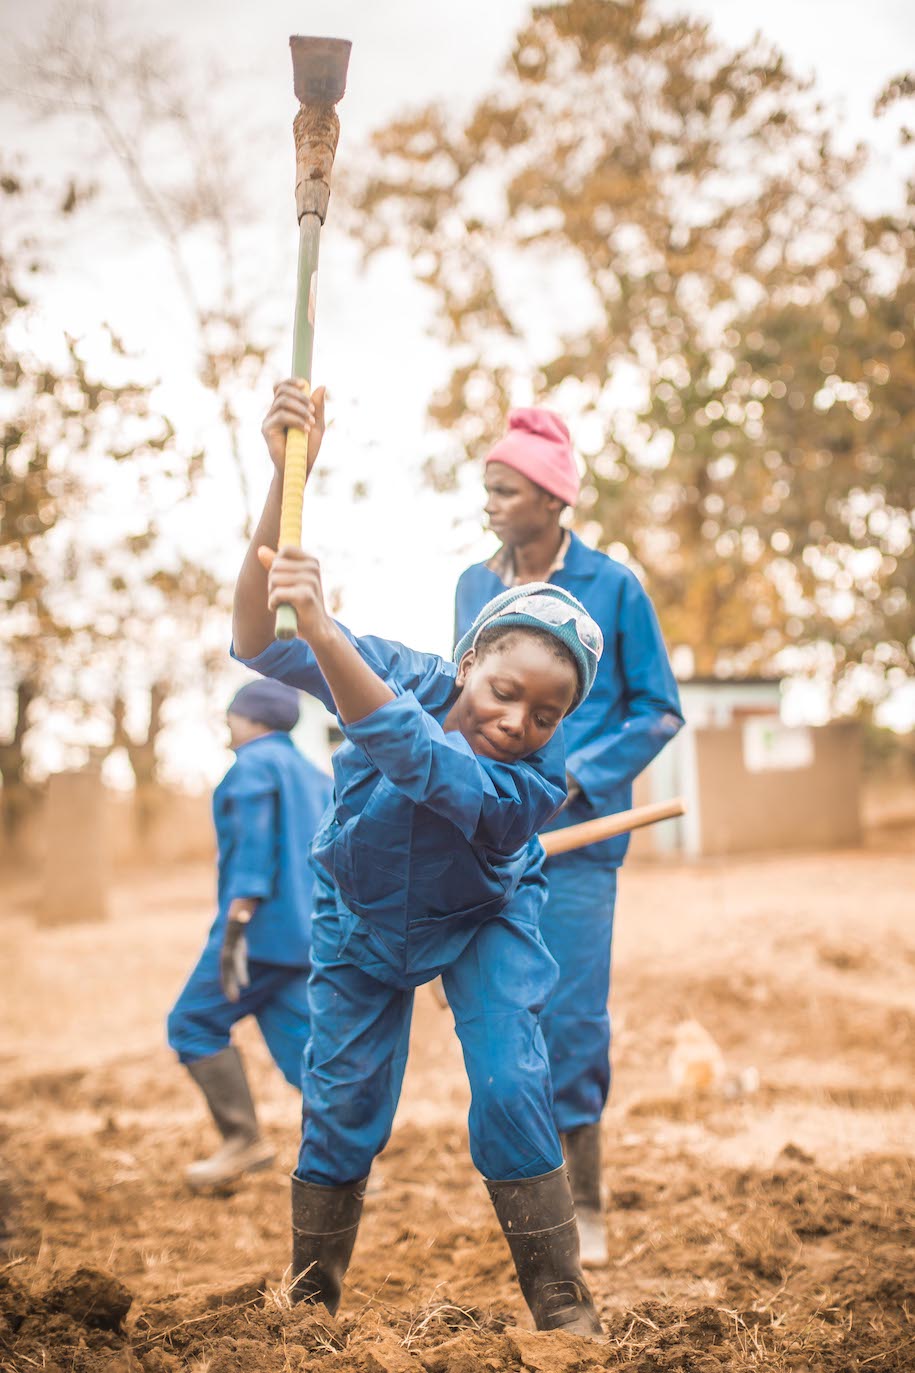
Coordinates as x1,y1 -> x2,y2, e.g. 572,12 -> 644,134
8,0 -> 912,135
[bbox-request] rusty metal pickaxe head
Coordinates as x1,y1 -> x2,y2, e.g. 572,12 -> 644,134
289,37 -> 351,225
289,36 -> 351,107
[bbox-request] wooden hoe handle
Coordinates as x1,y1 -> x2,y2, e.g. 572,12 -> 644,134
539,797 -> 686,858
275,382 -> 311,640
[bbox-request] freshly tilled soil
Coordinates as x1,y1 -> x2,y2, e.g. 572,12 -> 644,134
2,843 -> 914,1370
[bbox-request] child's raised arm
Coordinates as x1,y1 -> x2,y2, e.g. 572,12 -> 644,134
232,381 -> 325,660
342,694 -> 567,854
262,546 -> 395,724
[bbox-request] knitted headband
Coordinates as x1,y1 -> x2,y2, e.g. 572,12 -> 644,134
454,582 -> 603,708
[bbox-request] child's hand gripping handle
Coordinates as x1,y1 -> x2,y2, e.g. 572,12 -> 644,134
275,380 -> 311,640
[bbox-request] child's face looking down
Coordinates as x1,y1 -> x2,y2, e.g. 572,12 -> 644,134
447,630 -> 578,763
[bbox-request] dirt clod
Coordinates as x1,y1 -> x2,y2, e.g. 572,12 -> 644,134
44,1265 -> 134,1330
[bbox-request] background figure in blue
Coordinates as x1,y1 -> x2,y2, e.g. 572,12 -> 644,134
167,679 -> 332,1190
455,408 -> 684,1264
231,378 -> 606,1338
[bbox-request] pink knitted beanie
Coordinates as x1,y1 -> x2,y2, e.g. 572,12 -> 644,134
485,408 -> 580,507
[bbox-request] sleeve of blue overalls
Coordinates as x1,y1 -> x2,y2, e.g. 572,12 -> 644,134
342,690 -> 566,854
221,758 -> 279,904
231,629 -> 433,715
567,571 -> 684,807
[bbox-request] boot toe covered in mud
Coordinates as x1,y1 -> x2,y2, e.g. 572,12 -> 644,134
185,1136 -> 275,1190
538,1277 -> 604,1335
183,1046 -> 274,1189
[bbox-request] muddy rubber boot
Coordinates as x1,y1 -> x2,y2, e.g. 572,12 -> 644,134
562,1122 -> 609,1266
289,1174 -> 367,1313
183,1046 -> 274,1190
486,1165 -> 603,1337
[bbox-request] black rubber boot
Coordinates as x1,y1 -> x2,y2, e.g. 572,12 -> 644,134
561,1123 -> 608,1266
289,1173 -> 368,1313
183,1046 -> 274,1189
486,1165 -> 603,1336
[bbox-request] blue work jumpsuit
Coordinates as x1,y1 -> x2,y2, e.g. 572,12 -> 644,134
167,732 -> 332,1089
455,533 -> 683,1131
233,629 -> 569,1185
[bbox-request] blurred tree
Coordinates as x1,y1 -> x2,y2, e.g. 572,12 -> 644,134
0,170 -> 221,835
69,543 -> 229,833
641,215 -> 914,698
352,0 -> 911,703
628,63 -> 915,695
16,0 -> 277,539
1,177 -> 54,834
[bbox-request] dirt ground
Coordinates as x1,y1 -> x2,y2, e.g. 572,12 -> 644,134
2,829 -> 914,1372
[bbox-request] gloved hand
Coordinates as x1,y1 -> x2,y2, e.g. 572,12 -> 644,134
220,899 -> 256,1002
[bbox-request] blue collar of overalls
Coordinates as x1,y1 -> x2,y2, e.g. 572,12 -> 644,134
555,531 -> 601,585
233,730 -> 293,754
491,530 -> 601,588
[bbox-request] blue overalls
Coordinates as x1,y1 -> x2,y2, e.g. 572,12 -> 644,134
234,629 -> 569,1184
455,533 -> 684,1131
167,732 -> 332,1089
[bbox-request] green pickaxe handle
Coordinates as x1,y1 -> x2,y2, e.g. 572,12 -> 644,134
275,212 -> 321,640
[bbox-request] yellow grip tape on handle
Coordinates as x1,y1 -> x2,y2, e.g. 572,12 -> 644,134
275,382 -> 311,640
278,425 -> 309,548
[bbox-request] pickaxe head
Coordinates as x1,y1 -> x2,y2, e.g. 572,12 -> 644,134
289,36 -> 351,106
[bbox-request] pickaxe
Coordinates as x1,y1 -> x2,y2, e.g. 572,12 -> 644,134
275,36 -> 352,640
538,796 -> 686,857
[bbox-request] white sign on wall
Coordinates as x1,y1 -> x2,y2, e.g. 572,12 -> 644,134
742,720 -> 814,773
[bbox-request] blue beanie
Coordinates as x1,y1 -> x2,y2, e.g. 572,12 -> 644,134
228,679 -> 300,732
454,582 -> 603,708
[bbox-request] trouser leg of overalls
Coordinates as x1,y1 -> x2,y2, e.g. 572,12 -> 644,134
296,917 -> 413,1186
254,968 -> 312,1089
443,914 -> 563,1181
446,916 -> 601,1333
167,943 -> 311,1090
538,860 -> 618,1134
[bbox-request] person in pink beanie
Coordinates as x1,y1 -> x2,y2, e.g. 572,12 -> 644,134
454,405 -> 683,1266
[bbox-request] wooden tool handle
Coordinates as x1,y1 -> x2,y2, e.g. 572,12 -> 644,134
275,206 -> 321,642
539,797 -> 686,857
275,385 -> 311,640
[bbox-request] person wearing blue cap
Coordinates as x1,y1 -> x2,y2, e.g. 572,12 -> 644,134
229,378 -> 607,1336
167,677 -> 332,1189
455,408 -> 684,1264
